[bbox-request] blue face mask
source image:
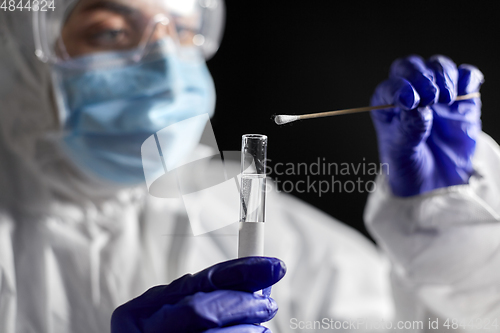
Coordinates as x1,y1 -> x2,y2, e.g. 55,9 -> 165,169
51,39 -> 216,185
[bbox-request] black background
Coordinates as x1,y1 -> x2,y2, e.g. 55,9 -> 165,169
207,1 -> 500,240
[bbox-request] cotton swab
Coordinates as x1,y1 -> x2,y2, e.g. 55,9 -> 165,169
274,92 -> 481,125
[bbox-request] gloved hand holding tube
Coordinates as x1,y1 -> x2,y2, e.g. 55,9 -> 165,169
111,257 -> 286,333
370,54 -> 484,197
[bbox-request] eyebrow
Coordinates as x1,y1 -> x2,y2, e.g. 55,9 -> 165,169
81,1 -> 141,16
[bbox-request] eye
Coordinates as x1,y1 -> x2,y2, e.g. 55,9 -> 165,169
88,28 -> 131,48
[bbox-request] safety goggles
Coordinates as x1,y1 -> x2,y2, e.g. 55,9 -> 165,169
33,0 -> 225,66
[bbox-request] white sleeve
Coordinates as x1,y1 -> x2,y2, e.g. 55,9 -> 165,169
0,213 -> 16,333
364,132 -> 500,324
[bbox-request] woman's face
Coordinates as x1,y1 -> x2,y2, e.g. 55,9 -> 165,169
61,0 -> 199,58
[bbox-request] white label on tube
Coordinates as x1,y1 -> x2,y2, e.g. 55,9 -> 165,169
238,222 -> 265,258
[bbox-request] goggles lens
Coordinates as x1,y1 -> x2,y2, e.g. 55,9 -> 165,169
33,0 -> 224,64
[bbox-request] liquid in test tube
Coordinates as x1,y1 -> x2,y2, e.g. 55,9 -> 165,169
238,134 -> 267,258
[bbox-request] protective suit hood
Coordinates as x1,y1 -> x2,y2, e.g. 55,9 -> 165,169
0,10 -> 143,216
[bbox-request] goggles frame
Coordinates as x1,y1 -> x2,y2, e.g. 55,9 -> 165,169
33,0 -> 225,64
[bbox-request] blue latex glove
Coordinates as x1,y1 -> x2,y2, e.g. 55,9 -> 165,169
111,257 -> 286,333
370,55 -> 484,197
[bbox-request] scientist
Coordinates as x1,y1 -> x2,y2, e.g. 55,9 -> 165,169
0,1 -> 390,332
0,1 -> 499,333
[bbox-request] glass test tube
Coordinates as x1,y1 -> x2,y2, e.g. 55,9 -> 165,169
238,134 -> 267,258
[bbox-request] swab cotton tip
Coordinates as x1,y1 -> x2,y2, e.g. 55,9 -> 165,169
274,115 -> 299,125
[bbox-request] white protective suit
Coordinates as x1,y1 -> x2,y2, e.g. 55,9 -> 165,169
1,8 -> 500,333
0,10 -> 391,333
365,131 -> 500,333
